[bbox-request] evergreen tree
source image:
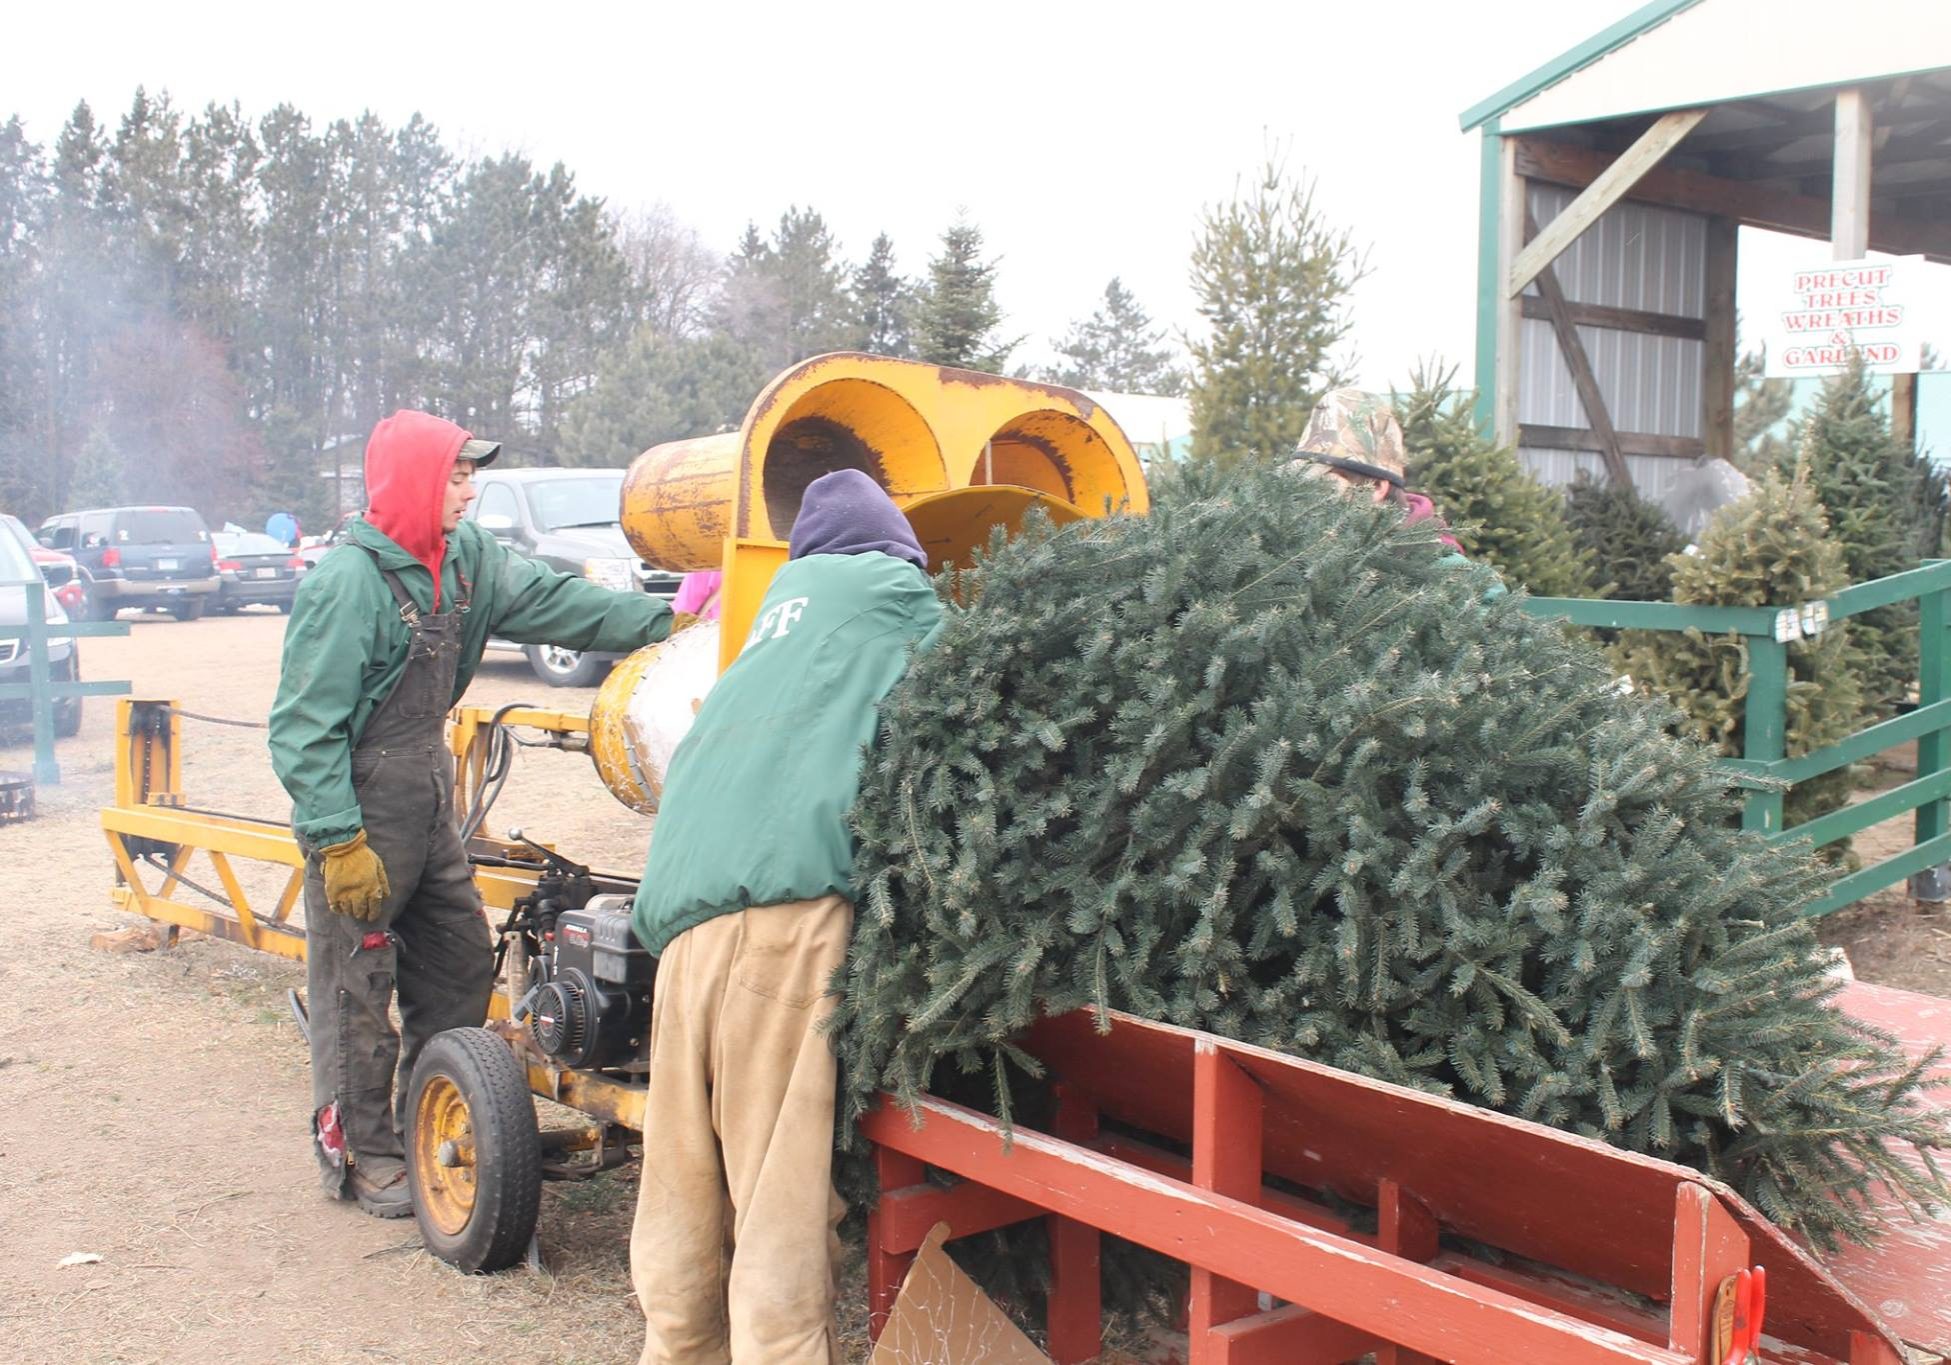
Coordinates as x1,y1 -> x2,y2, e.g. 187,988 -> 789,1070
850,231 -> 913,358
1733,341 -> 1793,473
912,217 -> 1015,372
1186,159 -> 1366,467
1394,363 -> 1593,596
713,207 -> 855,375
1039,277 -> 1186,395
559,329 -> 768,467
1564,471 -> 1686,601
836,460 -> 1945,1269
1788,356 -> 1947,712
1615,471 -> 1866,833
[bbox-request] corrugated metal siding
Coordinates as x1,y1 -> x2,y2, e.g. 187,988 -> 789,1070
1516,184 -> 1710,499
1518,320 -> 1704,436
1521,446 -> 1697,503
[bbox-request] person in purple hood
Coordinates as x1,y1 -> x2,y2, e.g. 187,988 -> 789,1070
628,469 -> 944,1363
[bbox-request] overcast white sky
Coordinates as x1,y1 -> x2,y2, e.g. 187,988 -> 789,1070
8,0 -> 1644,387
10,0 -> 1945,426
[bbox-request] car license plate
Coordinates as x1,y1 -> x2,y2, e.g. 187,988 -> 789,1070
157,558 -> 179,570
253,568 -> 277,579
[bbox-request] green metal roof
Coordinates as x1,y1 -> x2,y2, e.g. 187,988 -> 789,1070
1458,0 -> 1702,132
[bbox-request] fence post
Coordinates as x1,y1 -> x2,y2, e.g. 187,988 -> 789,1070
1911,582 -> 1951,902
1742,635 -> 1788,836
24,581 -> 59,785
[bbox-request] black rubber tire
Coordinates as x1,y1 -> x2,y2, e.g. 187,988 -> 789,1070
524,642 -> 609,688
277,600 -> 293,615
404,1027 -> 541,1273
170,598 -> 206,622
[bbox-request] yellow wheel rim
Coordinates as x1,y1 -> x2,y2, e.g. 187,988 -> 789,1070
413,1074 -> 477,1237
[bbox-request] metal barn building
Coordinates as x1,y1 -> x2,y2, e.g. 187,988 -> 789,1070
1463,0 -> 1951,499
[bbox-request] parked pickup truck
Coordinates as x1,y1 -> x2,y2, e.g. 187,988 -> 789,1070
465,466 -> 681,686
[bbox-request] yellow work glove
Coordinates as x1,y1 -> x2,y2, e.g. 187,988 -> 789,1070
320,830 -> 389,921
670,611 -> 701,635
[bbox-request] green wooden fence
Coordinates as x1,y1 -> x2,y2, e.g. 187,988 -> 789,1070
1523,558 -> 1951,918
0,577 -> 130,783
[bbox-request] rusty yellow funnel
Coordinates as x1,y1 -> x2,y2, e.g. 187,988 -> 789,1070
619,352 -> 1148,670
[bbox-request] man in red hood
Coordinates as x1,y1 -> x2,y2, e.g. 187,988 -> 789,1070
270,410 -> 683,1218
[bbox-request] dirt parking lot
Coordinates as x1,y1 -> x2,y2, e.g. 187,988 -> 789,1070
0,610 -> 710,1364
3,609 -> 1947,1364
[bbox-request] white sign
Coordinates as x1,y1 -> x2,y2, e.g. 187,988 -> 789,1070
1760,256 -> 1931,378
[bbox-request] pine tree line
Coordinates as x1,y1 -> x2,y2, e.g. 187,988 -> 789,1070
1,90 -> 1197,527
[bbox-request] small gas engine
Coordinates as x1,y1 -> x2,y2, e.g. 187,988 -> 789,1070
516,892 -> 654,1071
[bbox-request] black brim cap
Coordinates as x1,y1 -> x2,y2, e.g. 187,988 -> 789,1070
458,438 -> 501,467
1289,451 -> 1402,486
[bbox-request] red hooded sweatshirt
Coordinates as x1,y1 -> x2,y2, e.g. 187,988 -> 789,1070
364,410 -> 471,608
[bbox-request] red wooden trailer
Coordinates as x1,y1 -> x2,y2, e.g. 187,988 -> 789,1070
863,980 -> 1951,1365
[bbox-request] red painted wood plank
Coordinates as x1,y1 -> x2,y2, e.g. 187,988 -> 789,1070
873,1178 -> 1045,1253
1191,1042 -> 1266,1347
868,1146 -> 927,1339
1666,1185 -> 1748,1358
860,1094 -> 1691,1365
1209,1302 -> 1380,1365
1019,1009 -> 1911,1363
1046,1085 -> 1102,1365
1378,1180 -> 1441,1365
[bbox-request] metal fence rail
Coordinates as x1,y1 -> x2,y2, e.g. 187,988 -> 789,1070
0,577 -> 131,782
1524,559 -> 1951,917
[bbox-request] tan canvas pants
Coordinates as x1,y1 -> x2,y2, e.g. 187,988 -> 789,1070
631,895 -> 853,1365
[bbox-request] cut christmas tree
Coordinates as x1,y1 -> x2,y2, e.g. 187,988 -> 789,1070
1393,363 -> 1594,597
836,460 -> 1944,1271
1786,357 -> 1948,714
1564,470 -> 1687,602
1614,471 -> 1867,836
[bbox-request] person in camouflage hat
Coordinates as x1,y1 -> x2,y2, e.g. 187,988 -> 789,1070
1286,391 -> 1503,604
1288,387 -> 1410,502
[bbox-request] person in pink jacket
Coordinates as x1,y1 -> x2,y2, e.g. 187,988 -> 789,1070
671,570 -> 723,621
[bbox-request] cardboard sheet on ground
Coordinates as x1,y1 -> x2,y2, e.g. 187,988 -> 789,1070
869,1221 -> 1053,1365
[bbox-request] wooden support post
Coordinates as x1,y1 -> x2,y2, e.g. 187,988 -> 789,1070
1495,137 -> 1526,449
1702,218 -> 1737,465
1507,108 -> 1707,299
1666,1184 -> 1749,1360
1190,1040 -> 1265,1363
1377,1179 -> 1441,1365
1892,372 -> 1918,453
1526,205 -> 1633,487
867,1143 -> 928,1340
1046,1084 -> 1102,1365
1833,88 -> 1873,259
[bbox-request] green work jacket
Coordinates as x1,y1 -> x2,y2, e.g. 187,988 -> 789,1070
632,552 -> 943,956
269,516 -> 670,847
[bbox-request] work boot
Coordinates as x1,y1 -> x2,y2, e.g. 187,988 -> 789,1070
348,1156 -> 413,1219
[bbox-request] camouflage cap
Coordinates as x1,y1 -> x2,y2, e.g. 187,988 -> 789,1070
457,437 -> 501,467
1291,388 -> 1408,483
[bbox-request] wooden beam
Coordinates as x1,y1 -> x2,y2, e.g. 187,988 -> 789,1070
1893,373 -> 1919,454
1525,207 -> 1633,487
1512,136 -> 1951,264
1507,109 -> 1707,298
1834,88 -> 1873,258
1521,424 -> 1706,460
1702,217 -> 1737,464
1494,136 -> 1524,448
1518,296 -> 1705,341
